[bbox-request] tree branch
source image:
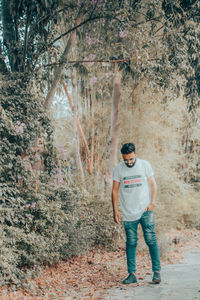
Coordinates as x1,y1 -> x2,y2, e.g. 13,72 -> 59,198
44,17 -> 82,110
22,9 -> 30,72
39,57 -> 160,69
50,15 -> 110,47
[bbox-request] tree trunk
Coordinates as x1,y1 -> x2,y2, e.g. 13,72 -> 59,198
107,64 -> 122,184
44,18 -> 81,111
2,0 -> 22,71
2,0 -> 16,71
63,83 -> 92,175
0,55 -> 9,75
90,90 -> 95,174
22,10 -> 30,72
71,71 -> 85,185
74,118 -> 85,185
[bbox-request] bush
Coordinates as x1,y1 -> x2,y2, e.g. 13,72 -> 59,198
0,75 -> 119,286
0,182 -> 119,285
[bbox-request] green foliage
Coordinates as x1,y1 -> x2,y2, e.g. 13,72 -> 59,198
0,183 -> 116,286
162,0 -> 200,110
0,74 -> 117,286
0,74 -> 52,284
1,0 -> 62,72
1,0 -> 199,109
0,74 -> 54,184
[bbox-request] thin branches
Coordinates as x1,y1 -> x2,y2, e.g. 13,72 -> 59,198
22,9 -> 30,72
39,57 -> 160,69
50,15 -> 110,47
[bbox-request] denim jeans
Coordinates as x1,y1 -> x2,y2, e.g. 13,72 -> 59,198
124,211 -> 161,274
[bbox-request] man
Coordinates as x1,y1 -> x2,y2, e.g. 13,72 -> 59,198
112,142 -> 161,284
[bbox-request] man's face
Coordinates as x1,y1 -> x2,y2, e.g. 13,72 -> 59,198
122,152 -> 136,168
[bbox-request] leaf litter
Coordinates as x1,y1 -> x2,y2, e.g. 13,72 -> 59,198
0,229 -> 199,300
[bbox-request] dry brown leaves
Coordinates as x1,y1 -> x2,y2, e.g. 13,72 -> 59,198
0,229 -> 199,300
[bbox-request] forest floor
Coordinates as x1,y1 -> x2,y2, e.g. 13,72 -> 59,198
0,228 -> 200,300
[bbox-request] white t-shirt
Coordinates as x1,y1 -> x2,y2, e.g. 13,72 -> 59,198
112,158 -> 154,221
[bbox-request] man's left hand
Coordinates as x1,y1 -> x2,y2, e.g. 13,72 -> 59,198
146,202 -> 155,211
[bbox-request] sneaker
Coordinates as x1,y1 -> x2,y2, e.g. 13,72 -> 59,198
122,273 -> 137,284
152,271 -> 161,284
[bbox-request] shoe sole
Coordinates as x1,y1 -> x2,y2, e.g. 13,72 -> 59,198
152,280 -> 161,284
122,281 -> 137,284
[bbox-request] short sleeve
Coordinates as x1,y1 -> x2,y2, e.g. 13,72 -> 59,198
144,160 -> 154,178
112,166 -> 121,182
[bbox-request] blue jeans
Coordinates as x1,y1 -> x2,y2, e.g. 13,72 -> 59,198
124,211 -> 161,274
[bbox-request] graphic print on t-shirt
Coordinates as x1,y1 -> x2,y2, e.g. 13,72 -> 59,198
123,175 -> 143,188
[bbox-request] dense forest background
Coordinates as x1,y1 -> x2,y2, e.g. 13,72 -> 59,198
0,0 -> 200,286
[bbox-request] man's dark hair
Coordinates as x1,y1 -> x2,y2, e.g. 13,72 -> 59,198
121,143 -> 136,154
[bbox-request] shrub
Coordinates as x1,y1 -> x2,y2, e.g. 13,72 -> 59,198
0,182 -> 119,285
0,75 -> 119,286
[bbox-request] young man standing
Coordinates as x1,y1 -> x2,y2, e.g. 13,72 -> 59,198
112,142 -> 161,284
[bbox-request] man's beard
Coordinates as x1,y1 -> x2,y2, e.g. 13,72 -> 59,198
125,160 -> 136,168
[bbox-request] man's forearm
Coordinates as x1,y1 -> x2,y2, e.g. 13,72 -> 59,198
112,181 -> 120,223
147,176 -> 157,211
151,186 -> 157,204
112,191 -> 118,213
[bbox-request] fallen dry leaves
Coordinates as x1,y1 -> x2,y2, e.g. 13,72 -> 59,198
0,228 -> 199,300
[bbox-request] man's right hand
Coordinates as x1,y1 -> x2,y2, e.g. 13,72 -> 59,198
113,211 -> 120,224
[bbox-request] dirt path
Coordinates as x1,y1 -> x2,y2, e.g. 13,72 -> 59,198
103,250 -> 200,300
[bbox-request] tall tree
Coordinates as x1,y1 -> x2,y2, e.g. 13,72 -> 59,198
108,64 -> 123,183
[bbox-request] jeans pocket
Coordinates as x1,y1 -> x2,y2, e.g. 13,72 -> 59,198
143,211 -> 155,226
